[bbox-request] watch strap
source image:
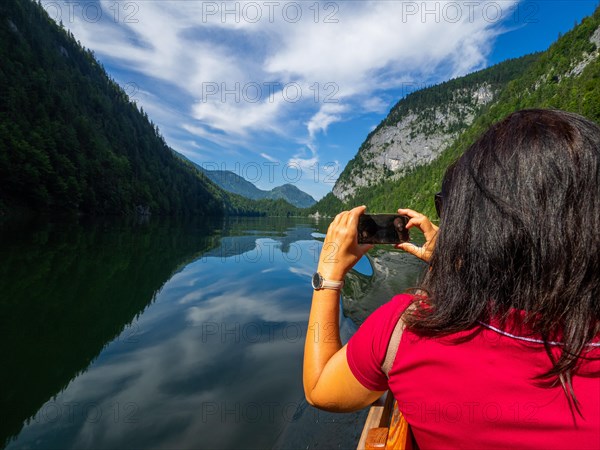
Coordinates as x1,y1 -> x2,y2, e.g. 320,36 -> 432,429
321,279 -> 344,290
312,272 -> 344,290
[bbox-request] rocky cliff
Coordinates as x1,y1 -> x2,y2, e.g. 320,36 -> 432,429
332,54 -> 540,201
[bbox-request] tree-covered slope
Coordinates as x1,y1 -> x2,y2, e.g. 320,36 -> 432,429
202,170 -> 268,200
0,0 -> 224,216
196,167 -> 316,208
332,53 -> 540,201
173,156 -> 302,217
169,152 -> 307,214
266,184 -> 316,208
311,7 -> 600,218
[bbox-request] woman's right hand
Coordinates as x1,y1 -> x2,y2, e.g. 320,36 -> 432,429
395,208 -> 439,264
317,205 -> 373,281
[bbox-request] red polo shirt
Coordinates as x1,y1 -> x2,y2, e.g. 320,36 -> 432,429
347,294 -> 600,449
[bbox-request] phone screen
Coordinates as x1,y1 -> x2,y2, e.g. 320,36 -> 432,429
357,214 -> 410,244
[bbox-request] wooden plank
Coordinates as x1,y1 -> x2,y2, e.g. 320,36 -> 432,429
358,393 -> 417,450
365,427 -> 389,449
385,405 -> 412,450
357,394 -> 388,450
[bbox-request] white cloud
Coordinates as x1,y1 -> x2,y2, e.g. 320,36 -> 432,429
361,96 -> 390,115
260,152 -> 278,163
180,124 -> 247,151
307,103 -> 349,139
190,92 -> 287,136
42,0 -> 518,194
288,154 -> 319,174
263,1 -> 501,95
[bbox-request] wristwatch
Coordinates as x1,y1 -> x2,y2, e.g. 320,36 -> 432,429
311,272 -> 344,291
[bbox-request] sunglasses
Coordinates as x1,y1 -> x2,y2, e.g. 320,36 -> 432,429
434,192 -> 443,218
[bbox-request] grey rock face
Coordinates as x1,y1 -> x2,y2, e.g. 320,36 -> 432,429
567,25 -> 600,78
591,25 -> 600,48
333,84 -> 495,201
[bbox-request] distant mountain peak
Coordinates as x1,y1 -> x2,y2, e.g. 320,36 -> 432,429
179,158 -> 316,208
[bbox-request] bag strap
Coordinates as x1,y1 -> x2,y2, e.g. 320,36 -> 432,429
382,315 -> 405,377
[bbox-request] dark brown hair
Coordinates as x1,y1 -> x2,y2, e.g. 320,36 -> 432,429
408,109 -> 600,414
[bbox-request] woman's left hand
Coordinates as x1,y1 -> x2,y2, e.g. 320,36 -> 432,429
305,205 -> 383,412
317,205 -> 374,281
395,208 -> 439,264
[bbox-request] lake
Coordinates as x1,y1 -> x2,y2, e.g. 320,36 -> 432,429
0,216 -> 426,450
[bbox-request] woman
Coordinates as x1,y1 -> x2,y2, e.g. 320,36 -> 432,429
303,109 -> 600,449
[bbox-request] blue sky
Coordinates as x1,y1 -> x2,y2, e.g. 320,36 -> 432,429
41,1 -> 599,199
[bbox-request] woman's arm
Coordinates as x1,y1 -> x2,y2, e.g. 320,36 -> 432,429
303,206 -> 384,411
303,206 -> 438,411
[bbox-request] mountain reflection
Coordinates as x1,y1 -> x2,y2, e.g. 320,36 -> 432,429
0,217 -> 221,447
342,248 -> 428,325
1,217 -> 330,450
1,217 -> 425,450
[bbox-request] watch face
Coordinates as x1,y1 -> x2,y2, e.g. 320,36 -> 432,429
311,272 -> 323,289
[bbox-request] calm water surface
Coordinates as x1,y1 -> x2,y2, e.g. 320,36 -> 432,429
0,217 -> 426,450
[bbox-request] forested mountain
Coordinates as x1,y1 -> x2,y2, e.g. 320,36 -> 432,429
267,184 -> 316,208
333,53 -> 539,201
198,168 -> 316,208
311,7 -> 600,217
0,0 -> 299,217
0,0 -> 226,215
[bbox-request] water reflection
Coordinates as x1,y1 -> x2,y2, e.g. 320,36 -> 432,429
1,217 -> 426,450
343,245 -> 428,325
0,217 -> 221,447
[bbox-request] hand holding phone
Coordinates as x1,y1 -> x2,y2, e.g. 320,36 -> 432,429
357,214 -> 410,244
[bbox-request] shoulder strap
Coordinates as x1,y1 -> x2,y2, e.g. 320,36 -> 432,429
382,316 -> 405,378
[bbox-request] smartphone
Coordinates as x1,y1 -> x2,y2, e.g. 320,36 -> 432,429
357,214 -> 410,244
